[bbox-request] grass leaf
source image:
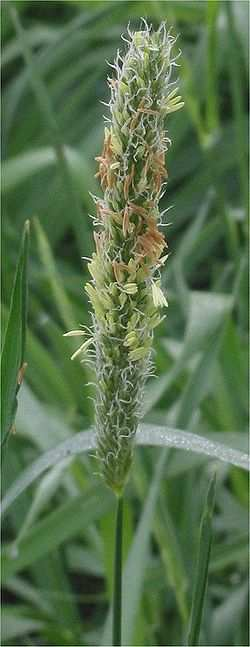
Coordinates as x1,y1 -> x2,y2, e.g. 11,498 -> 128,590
0,429 -> 95,518
138,425 -> 249,471
1,426 -> 248,519
187,473 -> 217,646
1,220 -> 30,450
8,4 -> 92,255
34,218 -> 75,330
2,484 -> 114,582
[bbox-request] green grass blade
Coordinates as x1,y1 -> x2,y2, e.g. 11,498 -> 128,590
1,426 -> 248,519
16,384 -> 75,451
2,484 -> 114,582
154,500 -> 188,623
133,451 -> 188,624
175,329 -> 223,430
1,23 -> 60,68
225,1 -> 248,210
1,147 -> 98,222
34,217 -> 75,330
205,0 -> 220,134
143,290 -> 233,414
210,532 -> 248,573
187,473 -> 217,646
5,576 -> 52,616
137,425 -> 249,471
1,219 -> 30,449
8,4 -> 92,255
15,460 -> 70,544
2,305 -> 77,412
0,429 -> 95,518
1,606 -> 44,643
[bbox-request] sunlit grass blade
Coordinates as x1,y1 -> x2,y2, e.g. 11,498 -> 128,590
187,473 -> 217,646
1,219 -> 30,451
16,383 -> 75,451
137,425 -> 249,471
0,429 -> 95,518
1,425 -> 248,519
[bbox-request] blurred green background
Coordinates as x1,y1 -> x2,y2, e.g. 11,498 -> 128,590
1,1 -> 249,646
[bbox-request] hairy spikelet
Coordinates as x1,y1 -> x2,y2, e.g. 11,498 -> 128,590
66,22 -> 183,494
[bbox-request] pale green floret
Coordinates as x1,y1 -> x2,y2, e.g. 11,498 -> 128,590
98,290 -> 114,310
70,337 -> 93,361
88,258 -> 102,282
127,312 -> 140,329
129,345 -> 151,361
165,102 -> 185,115
124,331 -> 138,347
63,330 -> 86,337
122,283 -> 138,295
119,293 -> 127,307
149,313 -> 165,329
152,281 -> 168,307
85,283 -> 106,320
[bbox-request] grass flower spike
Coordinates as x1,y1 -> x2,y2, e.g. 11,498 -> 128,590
70,22 -> 183,495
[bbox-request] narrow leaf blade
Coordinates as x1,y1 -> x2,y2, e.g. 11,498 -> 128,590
2,485 -> 113,582
1,220 -> 30,448
1,426 -> 248,518
34,217 -> 75,330
187,473 -> 217,646
138,425 -> 249,471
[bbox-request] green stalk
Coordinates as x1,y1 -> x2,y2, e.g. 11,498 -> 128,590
112,495 -> 123,646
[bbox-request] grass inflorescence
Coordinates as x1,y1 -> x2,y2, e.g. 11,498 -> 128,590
72,22 -> 184,493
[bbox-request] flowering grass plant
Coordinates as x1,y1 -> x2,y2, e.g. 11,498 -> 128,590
66,22 -> 183,496
1,3 -> 248,647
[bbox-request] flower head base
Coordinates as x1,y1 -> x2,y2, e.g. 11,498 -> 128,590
67,22 -> 183,494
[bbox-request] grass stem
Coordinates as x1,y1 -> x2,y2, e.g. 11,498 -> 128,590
112,495 -> 123,646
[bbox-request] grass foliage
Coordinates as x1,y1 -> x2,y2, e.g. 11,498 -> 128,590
1,1 -> 249,645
